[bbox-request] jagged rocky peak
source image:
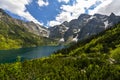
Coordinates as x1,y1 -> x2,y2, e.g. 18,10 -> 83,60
49,13 -> 120,43
108,13 -> 116,20
94,13 -> 105,17
108,12 -> 120,24
93,13 -> 108,19
78,14 -> 91,20
109,12 -> 116,17
62,21 -> 69,27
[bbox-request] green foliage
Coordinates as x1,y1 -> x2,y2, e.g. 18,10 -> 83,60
110,47 -> 120,63
0,53 -> 120,80
0,21 -> 56,50
1,22 -> 120,79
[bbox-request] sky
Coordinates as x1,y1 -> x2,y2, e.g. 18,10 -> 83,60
0,0 -> 119,27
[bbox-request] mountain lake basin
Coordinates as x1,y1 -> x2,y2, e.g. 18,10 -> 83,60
0,46 -> 65,64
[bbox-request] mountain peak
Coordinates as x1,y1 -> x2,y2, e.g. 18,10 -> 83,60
78,14 -> 90,20
109,12 -> 116,17
93,13 -> 106,17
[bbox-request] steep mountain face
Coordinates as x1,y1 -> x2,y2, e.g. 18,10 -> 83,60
0,8 -> 49,37
49,13 -> 120,43
56,22 -> 120,56
24,21 -> 49,37
0,9 -> 55,50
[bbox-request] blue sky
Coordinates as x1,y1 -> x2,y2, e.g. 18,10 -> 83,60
0,0 -> 119,27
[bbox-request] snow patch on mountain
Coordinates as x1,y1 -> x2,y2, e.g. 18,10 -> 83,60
59,38 -> 65,42
86,16 -> 96,22
104,20 -> 109,29
89,16 -> 96,20
73,29 -> 81,33
72,34 -> 78,42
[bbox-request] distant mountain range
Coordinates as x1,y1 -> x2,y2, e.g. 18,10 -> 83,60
49,13 -> 120,43
1,8 -> 120,48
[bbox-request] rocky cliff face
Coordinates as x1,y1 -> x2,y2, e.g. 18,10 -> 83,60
49,13 -> 120,43
22,21 -> 49,37
0,8 -> 49,38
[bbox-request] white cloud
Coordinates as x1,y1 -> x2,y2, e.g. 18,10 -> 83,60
48,0 -> 117,27
89,0 -> 113,15
58,0 -> 70,3
96,0 -> 120,16
0,0 -> 43,25
48,0 -> 100,26
47,21 -> 61,27
38,0 -> 49,7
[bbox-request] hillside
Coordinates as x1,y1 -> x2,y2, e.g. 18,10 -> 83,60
0,9 -> 56,50
0,22 -> 120,79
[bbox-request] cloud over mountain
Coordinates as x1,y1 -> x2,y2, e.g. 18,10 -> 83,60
0,0 -> 43,25
48,0 -> 120,26
48,0 -> 102,26
97,0 -> 120,15
0,0 -> 119,27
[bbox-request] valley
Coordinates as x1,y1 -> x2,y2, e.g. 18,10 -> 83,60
0,21 -> 120,80
0,3 -> 120,79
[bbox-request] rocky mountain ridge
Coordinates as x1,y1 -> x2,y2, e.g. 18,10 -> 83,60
0,9 -> 56,50
1,8 -> 120,44
0,8 -> 49,37
49,13 -> 120,43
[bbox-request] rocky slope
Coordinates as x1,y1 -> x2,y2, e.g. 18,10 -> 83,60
0,8 -> 49,37
49,13 -> 120,43
0,9 -> 55,50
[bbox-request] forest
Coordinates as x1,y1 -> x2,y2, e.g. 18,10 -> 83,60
0,23 -> 120,79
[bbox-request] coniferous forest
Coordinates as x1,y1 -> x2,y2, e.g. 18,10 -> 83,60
0,22 -> 120,80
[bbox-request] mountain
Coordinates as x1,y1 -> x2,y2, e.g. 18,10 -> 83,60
2,8 -> 120,46
55,22 -> 120,56
0,9 -> 56,50
0,8 -> 49,37
49,13 -> 120,43
1,21 -> 120,80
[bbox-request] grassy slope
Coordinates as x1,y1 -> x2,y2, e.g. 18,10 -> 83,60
0,21 -> 56,50
0,23 -> 120,79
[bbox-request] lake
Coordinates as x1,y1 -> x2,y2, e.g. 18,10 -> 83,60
0,46 -> 64,64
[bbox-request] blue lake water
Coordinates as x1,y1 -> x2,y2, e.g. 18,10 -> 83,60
0,46 -> 64,64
